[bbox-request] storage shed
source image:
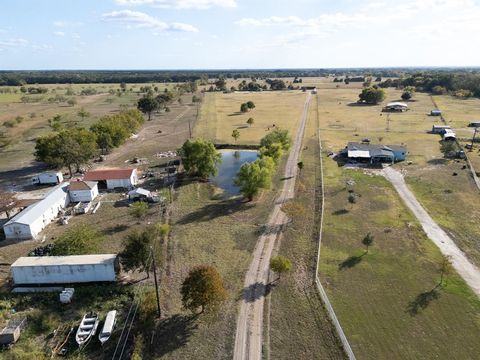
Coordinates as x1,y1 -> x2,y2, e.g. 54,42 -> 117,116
128,187 -> 151,201
69,180 -> 98,202
83,168 -> 138,190
2,183 -> 70,240
383,102 -> 408,112
0,317 -> 27,345
431,125 -> 451,134
430,109 -> 442,116
10,254 -> 118,285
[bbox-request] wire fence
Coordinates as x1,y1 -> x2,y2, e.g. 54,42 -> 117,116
313,93 -> 357,360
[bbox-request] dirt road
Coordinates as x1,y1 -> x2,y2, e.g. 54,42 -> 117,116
383,167 -> 480,297
233,93 -> 312,360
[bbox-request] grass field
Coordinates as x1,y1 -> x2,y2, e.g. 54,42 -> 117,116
194,91 -> 306,145
268,94 -> 345,360
316,86 -> 480,359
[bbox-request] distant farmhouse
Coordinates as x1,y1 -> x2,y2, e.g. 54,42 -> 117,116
83,168 -> 138,190
383,102 -> 408,112
345,142 -> 407,164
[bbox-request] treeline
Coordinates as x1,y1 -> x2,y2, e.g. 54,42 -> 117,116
35,109 -> 144,175
379,72 -> 480,98
3,68 -> 478,85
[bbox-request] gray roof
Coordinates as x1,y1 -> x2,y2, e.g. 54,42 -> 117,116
128,187 -> 151,196
11,254 -> 117,267
347,142 -> 406,157
4,183 -> 69,226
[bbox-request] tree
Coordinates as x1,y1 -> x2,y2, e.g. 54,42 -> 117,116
247,117 -> 254,127
358,87 -> 385,104
240,103 -> 249,113
297,161 -> 304,173
259,142 -> 283,164
77,108 -> 90,120
52,224 -> 102,255
269,256 -> 292,280
362,232 -> 374,253
438,255 -> 453,287
120,82 -> 127,92
181,265 -> 227,313
401,86 -> 415,101
231,129 -> 240,143
260,129 -> 292,151
348,194 -> 357,206
137,95 -> 159,121
178,138 -> 222,179
35,128 -> 97,176
246,101 -> 255,110
120,230 -> 154,278
0,192 -> 16,219
214,78 -> 226,91
129,201 -> 149,219
234,157 -> 275,201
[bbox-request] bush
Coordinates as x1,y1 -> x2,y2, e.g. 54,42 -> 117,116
129,201 -> 149,219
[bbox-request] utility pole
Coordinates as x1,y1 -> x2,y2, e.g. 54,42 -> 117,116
150,246 -> 161,318
470,128 -> 478,151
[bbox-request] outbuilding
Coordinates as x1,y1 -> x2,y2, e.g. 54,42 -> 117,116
430,109 -> 442,116
10,254 -> 119,285
431,125 -> 451,134
69,180 -> 98,202
443,129 -> 456,141
468,121 -> 480,128
2,183 -> 70,240
0,317 -> 27,345
128,187 -> 151,201
83,168 -> 138,190
383,102 -> 408,112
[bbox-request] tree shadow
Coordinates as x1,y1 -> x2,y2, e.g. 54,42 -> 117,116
176,198 -> 253,224
347,102 -> 377,107
427,158 -> 449,165
338,253 -> 365,271
332,209 -> 349,215
103,224 -> 129,235
228,112 -> 243,117
151,314 -> 198,357
406,287 -> 441,316
238,281 -> 274,303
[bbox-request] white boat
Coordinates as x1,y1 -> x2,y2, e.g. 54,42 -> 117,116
98,310 -> 117,345
75,312 -> 99,348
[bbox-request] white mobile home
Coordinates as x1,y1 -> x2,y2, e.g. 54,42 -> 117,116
32,172 -> 63,185
83,168 -> 138,190
3,183 -> 70,240
11,254 -> 118,285
69,180 -> 99,202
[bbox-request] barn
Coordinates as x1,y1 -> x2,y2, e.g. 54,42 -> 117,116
83,168 -> 138,190
69,180 -> 99,202
2,183 -> 70,240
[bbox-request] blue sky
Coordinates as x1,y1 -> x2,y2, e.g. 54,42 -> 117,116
1,0 -> 480,70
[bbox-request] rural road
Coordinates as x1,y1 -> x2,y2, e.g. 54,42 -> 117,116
233,93 -> 312,360
383,167 -> 480,297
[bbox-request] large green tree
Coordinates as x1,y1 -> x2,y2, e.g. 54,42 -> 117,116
181,265 -> 227,313
358,87 -> 386,104
234,157 -> 275,201
119,230 -> 154,278
137,95 -> 159,121
178,138 -> 221,179
260,128 -> 292,151
52,224 -> 102,255
35,128 -> 97,176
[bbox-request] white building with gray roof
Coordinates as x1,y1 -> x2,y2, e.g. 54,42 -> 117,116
3,183 -> 70,240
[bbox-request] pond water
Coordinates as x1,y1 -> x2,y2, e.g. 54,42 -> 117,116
210,150 -> 259,194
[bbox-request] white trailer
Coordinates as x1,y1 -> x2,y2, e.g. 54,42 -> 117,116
10,255 -> 118,285
32,172 -> 63,185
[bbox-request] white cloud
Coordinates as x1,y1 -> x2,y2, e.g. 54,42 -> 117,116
102,10 -> 199,32
114,0 -> 237,9
0,38 -> 29,50
54,31 -> 66,37
72,33 -> 81,39
53,21 -> 67,27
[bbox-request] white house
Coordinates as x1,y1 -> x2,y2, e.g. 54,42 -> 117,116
69,180 -> 98,202
83,168 -> 138,190
3,183 -> 70,240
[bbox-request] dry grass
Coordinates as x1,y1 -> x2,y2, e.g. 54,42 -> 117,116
194,91 -> 306,145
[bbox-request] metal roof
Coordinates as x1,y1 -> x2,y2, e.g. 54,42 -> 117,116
84,168 -> 135,181
69,181 -> 97,191
4,183 -> 69,226
11,254 -> 117,267
128,187 -> 151,196
386,102 -> 408,107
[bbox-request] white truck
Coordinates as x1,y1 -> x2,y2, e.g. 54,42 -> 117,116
32,172 -> 63,185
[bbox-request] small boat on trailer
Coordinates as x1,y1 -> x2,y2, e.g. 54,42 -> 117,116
75,312 -> 99,348
99,310 -> 117,345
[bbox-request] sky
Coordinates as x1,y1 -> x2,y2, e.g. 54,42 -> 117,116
1,0 -> 480,70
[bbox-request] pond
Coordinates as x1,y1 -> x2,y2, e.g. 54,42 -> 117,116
210,150 -> 259,194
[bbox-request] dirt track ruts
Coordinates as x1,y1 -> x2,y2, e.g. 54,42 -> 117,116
233,93 -> 311,360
